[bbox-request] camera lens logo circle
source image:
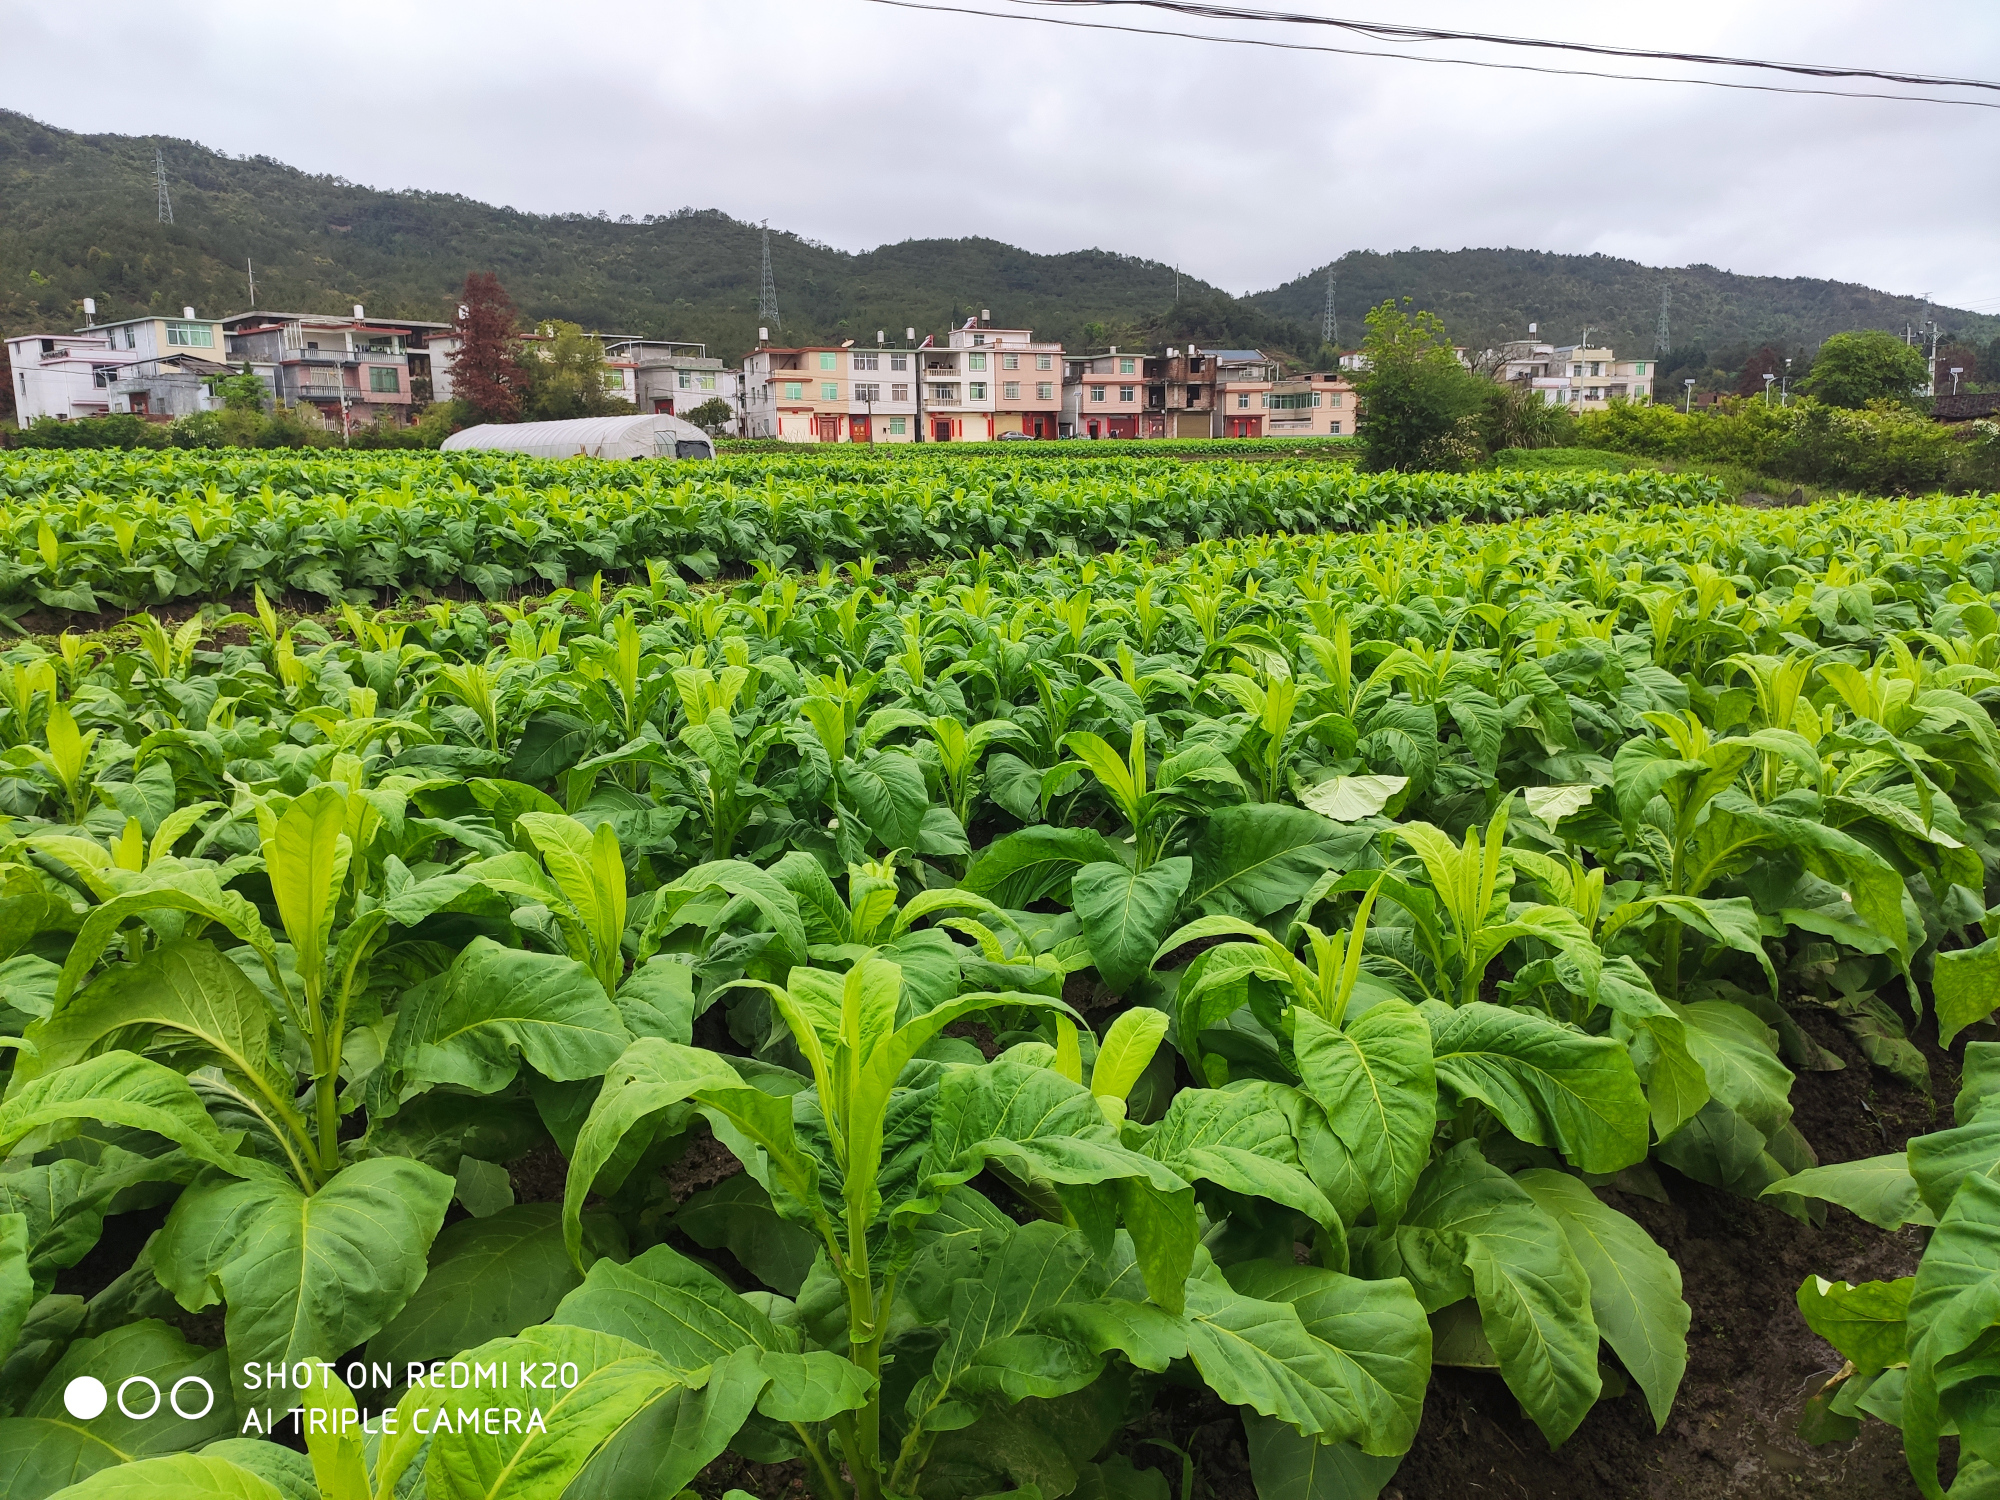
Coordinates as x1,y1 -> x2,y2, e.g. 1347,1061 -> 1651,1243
60,1373 -> 213,1421
62,1377 -> 107,1420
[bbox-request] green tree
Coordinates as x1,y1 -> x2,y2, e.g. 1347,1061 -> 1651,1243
683,395 -> 734,433
522,321 -> 637,421
1801,330 -> 1927,409
1352,299 -> 1489,471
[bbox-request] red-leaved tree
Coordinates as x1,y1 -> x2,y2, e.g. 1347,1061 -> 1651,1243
449,272 -> 526,423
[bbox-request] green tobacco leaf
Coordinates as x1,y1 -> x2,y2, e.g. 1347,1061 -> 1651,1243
375,1323 -> 686,1500
1091,1007 -> 1171,1110
1187,806 -> 1367,919
964,826 -> 1124,907
1676,1000 -> 1795,1142
567,1343 -> 775,1500
1796,1275 -> 1911,1375
1297,775 -> 1408,824
1909,1115 -> 2000,1220
388,937 -> 630,1099
906,1221 -> 1109,1428
675,1175 -> 819,1297
1225,1261 -> 1432,1455
1293,1004 -> 1436,1227
1769,1154 -> 1928,1230
1142,1085 -> 1343,1259
1404,1145 -> 1600,1447
367,1203 -> 584,1372
1072,858 -> 1193,994
1517,1169 -> 1690,1430
262,784 -> 350,998
27,1453 -> 286,1499
1936,938 -> 2000,1048
0,1320 -> 233,1500
1244,1418 -> 1403,1500
0,1215 -> 29,1360
0,1051 -> 250,1178
154,1156 -> 452,1411
922,1061 -> 1195,1314
1424,1002 -> 1648,1174
1592,956 -> 1709,1140
553,1241 -> 784,1372
1898,1172 -> 2000,1499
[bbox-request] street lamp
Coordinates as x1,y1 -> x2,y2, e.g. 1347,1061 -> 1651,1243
1762,372 -> 1776,406
1683,378 -> 1696,414
1782,357 -> 1792,407
1951,367 -> 1965,396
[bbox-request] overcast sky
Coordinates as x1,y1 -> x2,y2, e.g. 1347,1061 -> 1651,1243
5,0 -> 1998,312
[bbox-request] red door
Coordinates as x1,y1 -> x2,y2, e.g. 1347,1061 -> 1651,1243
850,416 -> 872,444
815,415 -> 840,443
932,419 -> 953,442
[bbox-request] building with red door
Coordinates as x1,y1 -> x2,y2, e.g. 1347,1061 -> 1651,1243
740,343 -> 853,441
1060,347 -> 1147,439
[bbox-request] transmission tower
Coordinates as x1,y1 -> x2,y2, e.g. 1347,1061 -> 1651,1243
1654,286 -> 1671,356
757,221 -> 779,331
1321,265 -> 1338,348
153,147 -> 174,225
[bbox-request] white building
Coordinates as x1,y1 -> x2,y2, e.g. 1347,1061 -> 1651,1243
7,312 -> 230,422
604,340 -> 743,432
1492,341 -> 1654,409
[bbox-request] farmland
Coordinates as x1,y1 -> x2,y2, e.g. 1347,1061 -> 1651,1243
0,442 -> 1992,1500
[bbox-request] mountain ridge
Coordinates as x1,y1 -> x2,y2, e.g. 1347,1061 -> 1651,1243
3,108 -> 1993,373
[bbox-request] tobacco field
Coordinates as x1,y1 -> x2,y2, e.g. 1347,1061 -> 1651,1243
0,444 -> 1991,1500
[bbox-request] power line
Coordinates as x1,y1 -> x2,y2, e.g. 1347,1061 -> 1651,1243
1014,0 -> 2000,95
859,0 -> 2000,109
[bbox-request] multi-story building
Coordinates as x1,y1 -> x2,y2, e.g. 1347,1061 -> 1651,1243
1209,349 -> 1282,438
1061,347 -> 1148,439
1264,372 -> 1358,437
844,342 -> 919,443
6,311 -> 231,422
222,308 -> 451,429
604,340 -> 742,429
932,323 -> 1061,440
1491,341 -> 1653,409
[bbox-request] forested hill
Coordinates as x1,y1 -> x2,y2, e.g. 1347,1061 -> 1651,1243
4,109 -> 1993,366
1252,247 -> 2000,359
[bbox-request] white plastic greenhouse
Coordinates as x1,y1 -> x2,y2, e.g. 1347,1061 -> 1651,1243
440,413 -> 715,460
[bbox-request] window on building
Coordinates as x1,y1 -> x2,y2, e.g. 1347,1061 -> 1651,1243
931,384 -> 957,401
891,383 -> 909,401
369,366 -> 401,393
677,370 -> 692,389
1002,381 -> 1020,401
890,353 -> 908,371
889,416 -> 907,435
855,383 -> 880,402
784,382 -> 803,400
1571,364 -> 1583,377
165,321 -> 214,348
1036,354 -> 1052,370
821,382 -> 839,400
121,327 -> 137,349
1330,420 -> 1342,434
697,374 -> 715,390
1118,385 -> 1134,402
1635,362 -> 1648,376
969,382 -> 987,400
818,352 -> 836,370
1002,353 -> 1019,370
1237,392 -> 1250,409
1090,386 -> 1106,403
854,352 -> 879,371
968,352 -> 986,371
1036,382 -> 1053,401
1590,362 -> 1604,377
1330,393 -> 1344,407
92,365 -> 118,388
1118,357 -> 1135,375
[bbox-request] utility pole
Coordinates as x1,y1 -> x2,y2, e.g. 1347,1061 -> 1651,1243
154,148 -> 174,225
1654,287 -> 1671,356
1321,265 -> 1338,350
757,222 -> 780,332
246,259 -> 256,310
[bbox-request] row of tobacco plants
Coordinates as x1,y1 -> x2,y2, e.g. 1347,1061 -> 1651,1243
0,479 -> 1994,1500
0,447 -> 1719,620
